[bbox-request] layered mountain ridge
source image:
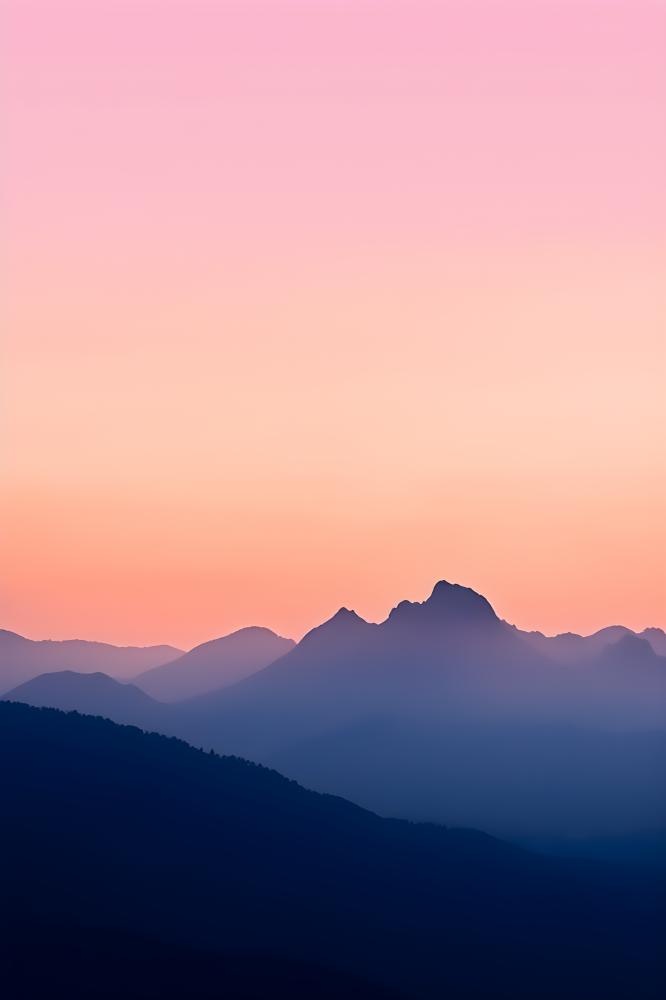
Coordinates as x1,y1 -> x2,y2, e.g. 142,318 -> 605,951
0,629 -> 182,694
4,580 -> 665,840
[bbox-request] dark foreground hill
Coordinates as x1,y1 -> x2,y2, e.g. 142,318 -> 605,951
0,919 -> 397,1000
0,703 -> 663,999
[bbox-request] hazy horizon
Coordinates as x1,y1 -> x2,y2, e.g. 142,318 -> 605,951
2,576 -> 665,650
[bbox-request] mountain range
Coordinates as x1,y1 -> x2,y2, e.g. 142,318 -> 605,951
0,625 -> 294,703
5,580 -> 665,841
0,628 -> 182,694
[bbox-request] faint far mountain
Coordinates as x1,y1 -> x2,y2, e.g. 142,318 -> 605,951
518,624 -> 666,662
641,627 -> 666,657
0,629 -> 182,694
4,671 -> 164,727
595,634 -> 666,680
133,627 -> 295,701
518,625 -> 629,661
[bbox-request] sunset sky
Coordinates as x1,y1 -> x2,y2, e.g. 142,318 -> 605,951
3,0 -> 665,648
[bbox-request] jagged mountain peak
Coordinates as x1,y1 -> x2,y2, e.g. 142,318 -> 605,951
385,580 -> 500,629
297,606 -> 373,649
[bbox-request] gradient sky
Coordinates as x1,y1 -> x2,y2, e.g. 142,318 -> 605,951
3,0 -> 665,648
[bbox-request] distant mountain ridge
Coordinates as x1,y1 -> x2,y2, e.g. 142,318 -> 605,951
6,671 -> 164,727
3,581 -> 663,694
133,626 -> 295,701
0,629 -> 182,694
518,623 -> 666,661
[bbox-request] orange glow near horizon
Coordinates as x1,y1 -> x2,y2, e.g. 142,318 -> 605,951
3,1 -> 665,649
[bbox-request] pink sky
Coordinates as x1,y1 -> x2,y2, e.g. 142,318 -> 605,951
3,1 -> 665,647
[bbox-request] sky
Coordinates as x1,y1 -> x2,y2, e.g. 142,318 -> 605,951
2,0 -> 665,648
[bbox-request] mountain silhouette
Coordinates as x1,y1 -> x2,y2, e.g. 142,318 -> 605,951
5,580 -> 664,839
601,633 -> 662,664
162,581 -> 666,835
159,579 -> 583,749
386,580 -> 502,631
5,671 -> 165,727
595,634 -> 666,686
519,624 -> 666,662
133,626 -> 294,701
0,702 -> 662,1000
0,628 -> 182,694
641,626 -> 666,656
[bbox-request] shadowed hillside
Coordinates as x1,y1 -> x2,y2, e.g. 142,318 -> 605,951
0,702 -> 663,999
1,919 -> 398,1000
